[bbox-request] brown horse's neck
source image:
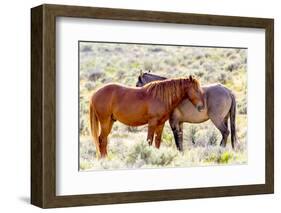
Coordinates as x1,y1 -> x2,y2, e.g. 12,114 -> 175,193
144,78 -> 191,110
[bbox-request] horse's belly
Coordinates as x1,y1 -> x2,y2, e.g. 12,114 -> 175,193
182,110 -> 209,123
113,110 -> 149,126
177,100 -> 209,123
116,114 -> 148,126
119,119 -> 147,126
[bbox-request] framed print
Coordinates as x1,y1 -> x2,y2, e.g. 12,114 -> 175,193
31,4 -> 274,208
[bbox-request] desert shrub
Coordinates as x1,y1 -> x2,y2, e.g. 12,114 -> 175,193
207,130 -> 218,146
107,140 -> 180,168
218,73 -> 228,84
94,158 -> 126,170
189,126 -> 198,145
88,69 -> 104,81
194,70 -> 205,77
164,57 -> 177,67
145,146 -> 178,166
227,63 -> 238,72
84,82 -> 95,91
125,140 -> 152,166
238,97 -> 247,114
203,63 -> 215,73
162,128 -> 174,146
127,126 -> 139,133
81,44 -> 93,52
80,160 -> 94,170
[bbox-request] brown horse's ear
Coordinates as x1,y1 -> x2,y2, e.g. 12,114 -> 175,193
140,69 -> 143,76
189,75 -> 193,81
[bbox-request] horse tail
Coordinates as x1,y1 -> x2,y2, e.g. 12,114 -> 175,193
230,92 -> 238,149
89,98 -> 101,158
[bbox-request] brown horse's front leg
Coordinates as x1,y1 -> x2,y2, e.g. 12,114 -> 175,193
147,121 -> 157,146
155,124 -> 165,149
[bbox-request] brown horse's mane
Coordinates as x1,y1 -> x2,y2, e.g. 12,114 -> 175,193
143,77 -> 200,108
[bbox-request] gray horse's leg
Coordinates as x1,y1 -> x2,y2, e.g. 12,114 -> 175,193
220,118 -> 229,147
177,122 -> 183,150
209,115 -> 229,147
169,118 -> 183,151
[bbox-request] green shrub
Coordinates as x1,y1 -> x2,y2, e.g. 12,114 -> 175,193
219,151 -> 234,164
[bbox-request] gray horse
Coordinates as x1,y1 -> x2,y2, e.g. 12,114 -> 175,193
136,71 -> 238,151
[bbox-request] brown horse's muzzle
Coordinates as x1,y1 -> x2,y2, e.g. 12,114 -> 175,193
196,93 -> 205,112
196,104 -> 205,112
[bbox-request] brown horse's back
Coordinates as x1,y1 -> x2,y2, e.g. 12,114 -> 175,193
91,84 -> 152,126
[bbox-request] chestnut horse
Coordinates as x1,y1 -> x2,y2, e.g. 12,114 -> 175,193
136,72 -> 238,151
89,76 -> 204,158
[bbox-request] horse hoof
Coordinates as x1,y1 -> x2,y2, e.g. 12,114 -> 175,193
220,142 -> 226,147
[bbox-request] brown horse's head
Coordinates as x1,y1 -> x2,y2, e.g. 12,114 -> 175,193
186,75 -> 205,112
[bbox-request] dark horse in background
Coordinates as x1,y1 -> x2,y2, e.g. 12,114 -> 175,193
136,71 -> 238,151
90,76 -> 204,158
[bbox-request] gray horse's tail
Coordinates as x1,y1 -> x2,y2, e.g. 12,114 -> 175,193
230,92 -> 238,149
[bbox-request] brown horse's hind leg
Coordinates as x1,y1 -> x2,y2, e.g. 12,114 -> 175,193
155,124 -> 164,149
99,118 -> 114,158
210,116 -> 229,147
